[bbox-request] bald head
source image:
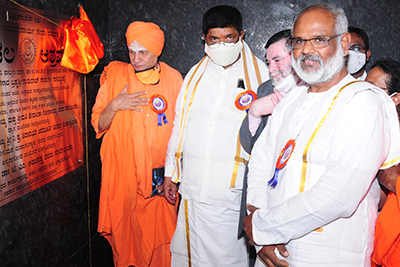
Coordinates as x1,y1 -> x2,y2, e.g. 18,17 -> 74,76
293,4 -> 348,35
290,4 -> 351,89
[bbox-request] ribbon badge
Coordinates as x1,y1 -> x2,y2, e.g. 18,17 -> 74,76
150,94 -> 168,126
235,90 -> 257,112
267,139 -> 296,188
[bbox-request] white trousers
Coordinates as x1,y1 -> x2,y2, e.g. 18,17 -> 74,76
171,199 -> 248,267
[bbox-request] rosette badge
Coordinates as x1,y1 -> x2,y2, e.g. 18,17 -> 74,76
149,94 -> 168,126
267,139 -> 296,188
235,90 -> 257,111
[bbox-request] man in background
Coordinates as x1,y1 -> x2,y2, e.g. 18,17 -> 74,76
238,28 -> 304,267
347,26 -> 371,80
367,59 -> 400,267
239,29 -> 303,157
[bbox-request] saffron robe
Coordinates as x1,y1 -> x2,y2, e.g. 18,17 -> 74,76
372,176 -> 400,267
92,61 -> 182,266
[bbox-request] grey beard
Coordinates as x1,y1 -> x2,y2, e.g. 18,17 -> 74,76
291,42 -> 345,85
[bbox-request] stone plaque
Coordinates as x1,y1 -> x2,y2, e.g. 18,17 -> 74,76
0,2 -> 83,206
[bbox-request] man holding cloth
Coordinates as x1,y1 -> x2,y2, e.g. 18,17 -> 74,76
244,4 -> 400,266
92,21 -> 182,267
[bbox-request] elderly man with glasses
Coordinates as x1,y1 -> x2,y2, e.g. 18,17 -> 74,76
243,3 -> 400,267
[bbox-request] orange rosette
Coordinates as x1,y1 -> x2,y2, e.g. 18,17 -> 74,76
149,94 -> 168,125
276,139 -> 296,169
235,90 -> 257,111
150,94 -> 168,113
268,139 -> 296,188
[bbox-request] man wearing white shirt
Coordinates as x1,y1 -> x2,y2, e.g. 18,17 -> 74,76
244,4 -> 400,267
164,5 -> 269,267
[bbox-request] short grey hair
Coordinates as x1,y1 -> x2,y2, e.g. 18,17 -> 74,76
292,4 -> 348,35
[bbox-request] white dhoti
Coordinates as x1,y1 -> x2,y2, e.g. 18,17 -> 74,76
171,199 -> 248,267
165,42 -> 269,267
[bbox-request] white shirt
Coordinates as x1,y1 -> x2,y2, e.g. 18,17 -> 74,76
165,44 -> 268,210
357,70 -> 368,80
247,74 -> 400,266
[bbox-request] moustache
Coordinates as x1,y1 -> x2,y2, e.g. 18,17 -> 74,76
270,71 -> 283,77
299,54 -> 323,64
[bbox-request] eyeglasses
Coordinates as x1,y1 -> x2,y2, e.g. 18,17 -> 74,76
290,34 -> 343,50
349,44 -> 365,53
201,36 -> 241,49
207,41 -> 238,49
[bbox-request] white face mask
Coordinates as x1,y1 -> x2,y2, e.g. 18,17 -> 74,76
204,38 -> 243,67
274,73 -> 298,93
347,50 -> 367,74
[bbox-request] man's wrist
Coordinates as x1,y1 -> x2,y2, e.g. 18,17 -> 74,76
248,113 -> 262,136
109,99 -> 119,113
249,108 -> 261,119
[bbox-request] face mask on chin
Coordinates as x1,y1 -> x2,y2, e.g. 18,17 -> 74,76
204,38 -> 243,67
347,50 -> 367,74
273,73 -> 297,93
135,65 -> 160,84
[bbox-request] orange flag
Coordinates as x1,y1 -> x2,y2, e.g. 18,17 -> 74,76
61,5 -> 104,74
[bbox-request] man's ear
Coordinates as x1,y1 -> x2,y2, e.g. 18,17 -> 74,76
341,32 -> 351,57
366,49 -> 371,62
240,30 -> 245,40
392,93 -> 400,106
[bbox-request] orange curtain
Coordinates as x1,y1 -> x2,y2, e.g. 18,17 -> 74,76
61,6 -> 104,74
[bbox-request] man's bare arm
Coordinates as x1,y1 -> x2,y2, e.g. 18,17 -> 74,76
244,204 -> 289,266
377,164 -> 400,194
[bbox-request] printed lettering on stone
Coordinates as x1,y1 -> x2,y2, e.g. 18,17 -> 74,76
0,2 -> 83,206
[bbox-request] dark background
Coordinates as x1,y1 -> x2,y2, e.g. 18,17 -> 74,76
0,0 -> 398,266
